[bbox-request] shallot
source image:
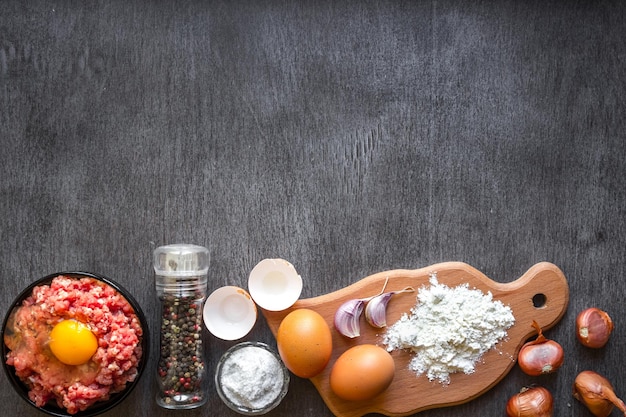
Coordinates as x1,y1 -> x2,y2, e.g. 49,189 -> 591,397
506,385 -> 553,417
517,320 -> 564,376
576,308 -> 614,348
573,370 -> 626,417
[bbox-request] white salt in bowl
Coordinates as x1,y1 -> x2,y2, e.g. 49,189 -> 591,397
247,259 -> 302,311
203,286 -> 257,341
215,341 -> 289,415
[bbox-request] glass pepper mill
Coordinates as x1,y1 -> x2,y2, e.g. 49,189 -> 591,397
154,244 -> 209,409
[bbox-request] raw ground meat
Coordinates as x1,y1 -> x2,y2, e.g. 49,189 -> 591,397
4,275 -> 143,414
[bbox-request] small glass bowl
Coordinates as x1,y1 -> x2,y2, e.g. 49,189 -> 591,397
215,341 -> 289,415
1,271 -> 149,417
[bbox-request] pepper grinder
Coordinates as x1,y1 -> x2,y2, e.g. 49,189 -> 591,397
154,244 -> 209,409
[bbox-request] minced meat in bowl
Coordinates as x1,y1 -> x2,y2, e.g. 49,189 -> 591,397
1,272 -> 149,417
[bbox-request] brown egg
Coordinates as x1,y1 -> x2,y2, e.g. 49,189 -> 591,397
330,344 -> 395,401
276,308 -> 333,378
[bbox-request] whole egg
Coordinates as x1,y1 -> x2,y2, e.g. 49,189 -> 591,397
276,308 -> 333,378
329,344 -> 395,401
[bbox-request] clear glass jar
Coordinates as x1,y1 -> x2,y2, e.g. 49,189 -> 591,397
154,244 -> 209,409
215,341 -> 290,415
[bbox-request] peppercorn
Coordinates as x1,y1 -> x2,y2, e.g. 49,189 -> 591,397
156,292 -> 206,406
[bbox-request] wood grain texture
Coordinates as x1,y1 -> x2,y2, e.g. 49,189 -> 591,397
263,262 -> 569,417
1,1 -> 626,416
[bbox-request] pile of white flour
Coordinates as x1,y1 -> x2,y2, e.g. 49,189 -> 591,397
383,274 -> 515,384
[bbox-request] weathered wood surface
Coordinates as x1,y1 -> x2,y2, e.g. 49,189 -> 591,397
1,1 -> 625,416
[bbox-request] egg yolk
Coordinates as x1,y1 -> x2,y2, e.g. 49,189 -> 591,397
49,320 -> 98,365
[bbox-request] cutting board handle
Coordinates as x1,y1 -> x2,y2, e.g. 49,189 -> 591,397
496,261 -> 569,339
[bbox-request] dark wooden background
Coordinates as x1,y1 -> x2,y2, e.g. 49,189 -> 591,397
2,1 -> 625,416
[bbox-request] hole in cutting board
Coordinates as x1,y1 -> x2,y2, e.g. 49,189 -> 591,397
532,293 -> 547,308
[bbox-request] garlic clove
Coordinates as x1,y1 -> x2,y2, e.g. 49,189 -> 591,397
364,292 -> 394,328
365,285 -> 415,329
334,299 -> 366,338
335,278 -> 414,337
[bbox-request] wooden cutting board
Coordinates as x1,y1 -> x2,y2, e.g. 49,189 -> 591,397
262,261 -> 569,417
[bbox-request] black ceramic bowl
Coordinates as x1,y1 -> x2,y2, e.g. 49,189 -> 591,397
1,271 -> 149,417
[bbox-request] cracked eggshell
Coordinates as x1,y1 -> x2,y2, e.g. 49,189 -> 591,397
248,259 -> 303,311
203,286 -> 257,340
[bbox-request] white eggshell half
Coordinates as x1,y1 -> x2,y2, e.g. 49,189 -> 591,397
203,286 -> 257,340
248,258 -> 303,311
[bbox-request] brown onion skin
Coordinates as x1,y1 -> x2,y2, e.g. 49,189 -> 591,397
517,321 -> 564,376
573,371 -> 626,417
576,308 -> 614,348
506,386 -> 553,417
